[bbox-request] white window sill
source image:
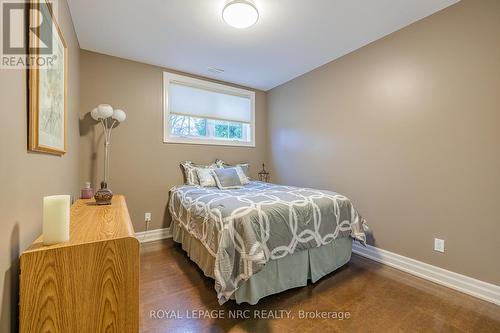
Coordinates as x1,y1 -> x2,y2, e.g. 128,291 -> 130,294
163,137 -> 255,148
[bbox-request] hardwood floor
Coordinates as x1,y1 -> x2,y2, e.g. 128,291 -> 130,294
140,240 -> 500,333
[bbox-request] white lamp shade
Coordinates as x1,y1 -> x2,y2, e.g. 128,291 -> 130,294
97,104 -> 114,119
90,107 -> 100,121
222,0 -> 259,29
112,109 -> 126,122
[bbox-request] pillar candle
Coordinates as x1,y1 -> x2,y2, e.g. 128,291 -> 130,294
43,195 -> 71,245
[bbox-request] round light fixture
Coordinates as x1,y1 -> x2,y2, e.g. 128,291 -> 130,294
222,0 -> 259,29
112,109 -> 127,123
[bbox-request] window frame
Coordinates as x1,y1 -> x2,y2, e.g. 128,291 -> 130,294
163,72 -> 256,147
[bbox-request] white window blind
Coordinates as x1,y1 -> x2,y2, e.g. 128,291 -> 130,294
169,82 -> 252,123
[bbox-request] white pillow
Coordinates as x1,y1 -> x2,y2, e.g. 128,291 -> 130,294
235,166 -> 250,185
196,168 -> 217,187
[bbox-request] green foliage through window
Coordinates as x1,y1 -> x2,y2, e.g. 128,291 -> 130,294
229,123 -> 242,139
170,114 -> 248,142
215,123 -> 228,138
194,118 -> 207,136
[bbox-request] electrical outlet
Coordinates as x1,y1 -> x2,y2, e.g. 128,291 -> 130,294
434,238 -> 445,253
145,212 -> 152,221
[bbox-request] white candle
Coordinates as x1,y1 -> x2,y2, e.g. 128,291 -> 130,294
43,195 -> 71,245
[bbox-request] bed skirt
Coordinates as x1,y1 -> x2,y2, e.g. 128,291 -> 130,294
171,220 -> 352,305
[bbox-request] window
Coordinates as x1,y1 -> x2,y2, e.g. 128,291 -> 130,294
163,72 -> 255,146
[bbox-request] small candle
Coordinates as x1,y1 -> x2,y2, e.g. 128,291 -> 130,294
43,195 -> 70,245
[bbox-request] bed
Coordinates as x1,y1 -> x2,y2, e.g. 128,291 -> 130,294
169,181 -> 367,305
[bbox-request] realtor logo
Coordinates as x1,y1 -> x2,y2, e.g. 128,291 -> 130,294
1,0 -> 58,68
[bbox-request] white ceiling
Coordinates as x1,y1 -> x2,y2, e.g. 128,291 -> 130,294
67,0 -> 459,91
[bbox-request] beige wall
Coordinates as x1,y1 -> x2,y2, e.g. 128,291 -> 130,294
267,0 -> 500,285
0,1 -> 80,331
268,0 -> 500,285
79,50 -> 268,232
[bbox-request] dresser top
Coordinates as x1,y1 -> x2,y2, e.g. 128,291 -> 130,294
24,195 -> 135,253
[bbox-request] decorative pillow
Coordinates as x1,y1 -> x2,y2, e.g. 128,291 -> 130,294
180,161 -> 218,185
234,166 -> 250,185
215,159 -> 250,182
196,168 -> 217,187
212,167 -> 246,189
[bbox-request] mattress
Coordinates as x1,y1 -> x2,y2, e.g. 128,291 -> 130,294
169,181 -> 367,304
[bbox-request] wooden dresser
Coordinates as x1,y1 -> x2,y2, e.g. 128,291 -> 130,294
19,195 -> 139,333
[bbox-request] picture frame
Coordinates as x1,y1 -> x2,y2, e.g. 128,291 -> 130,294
28,0 -> 68,155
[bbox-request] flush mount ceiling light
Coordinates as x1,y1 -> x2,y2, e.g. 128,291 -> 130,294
222,0 -> 259,29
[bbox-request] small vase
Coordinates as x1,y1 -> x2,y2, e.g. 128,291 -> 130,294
94,181 -> 113,205
81,182 -> 94,199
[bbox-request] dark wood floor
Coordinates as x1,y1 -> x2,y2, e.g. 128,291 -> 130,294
140,240 -> 500,333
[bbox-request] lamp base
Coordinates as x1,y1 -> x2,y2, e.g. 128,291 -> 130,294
94,181 -> 113,205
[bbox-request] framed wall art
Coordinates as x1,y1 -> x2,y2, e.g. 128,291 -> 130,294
28,0 -> 67,155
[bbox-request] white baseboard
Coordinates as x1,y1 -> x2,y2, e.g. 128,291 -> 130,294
352,242 -> 500,306
135,227 -> 172,243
